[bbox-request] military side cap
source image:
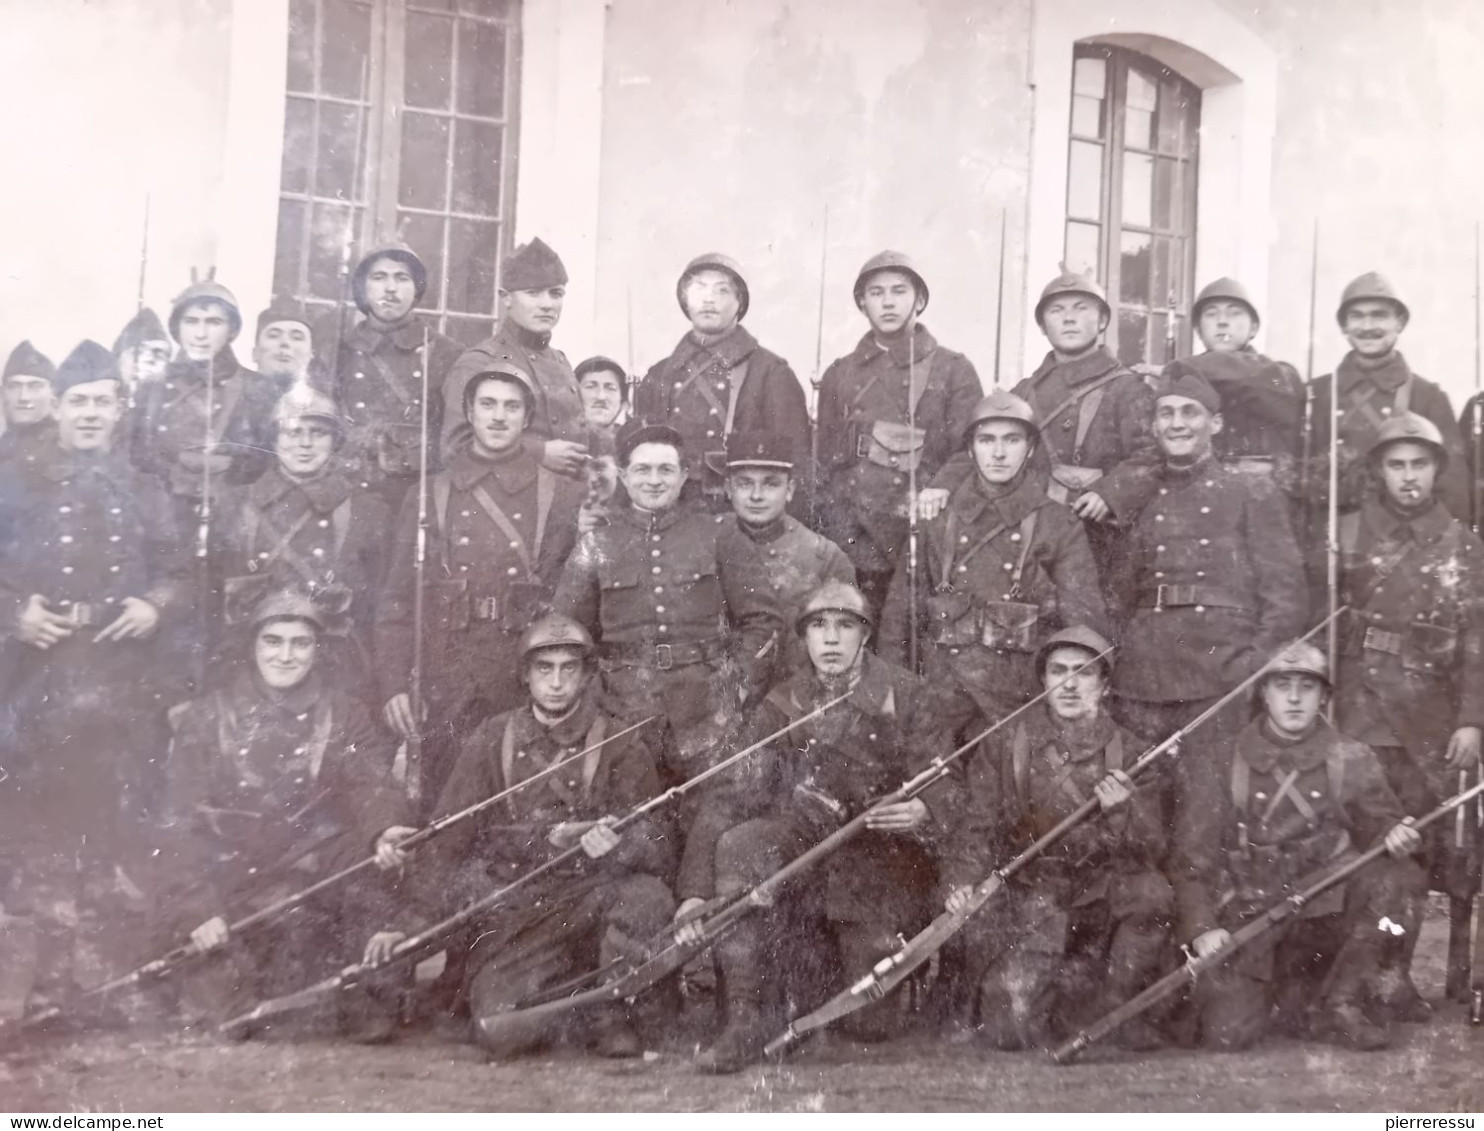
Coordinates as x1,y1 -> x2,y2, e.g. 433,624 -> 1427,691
1034,269 -> 1109,324
1194,277 -> 1260,328
169,273 -> 242,342
1265,638 -> 1330,686
3,340 -> 56,384
963,389 -> 1040,446
353,240 -> 430,312
677,252 -> 750,321
1337,271 -> 1409,327
853,250 -> 929,312
725,430 -> 796,471
463,359 -> 537,415
1367,411 -> 1447,466
111,308 -> 168,358
1151,362 -> 1222,413
54,339 -> 121,393
795,579 -> 874,633
1035,624 -> 1115,679
616,418 -> 684,466
501,237 -> 568,292
520,613 -> 594,660
256,295 -> 314,340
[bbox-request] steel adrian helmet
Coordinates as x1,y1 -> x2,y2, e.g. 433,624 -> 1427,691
519,614 -> 594,661
794,580 -> 874,635
963,389 -> 1040,447
1365,411 -> 1448,471
1336,272 -> 1410,328
1265,639 -> 1330,688
169,275 -> 243,343
676,253 -> 750,321
852,250 -> 930,314
463,360 -> 537,417
352,240 -> 430,314
1035,625 -> 1114,681
1034,270 -> 1110,326
1193,277 -> 1260,329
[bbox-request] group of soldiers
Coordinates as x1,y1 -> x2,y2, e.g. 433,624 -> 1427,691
0,233 -> 1481,1073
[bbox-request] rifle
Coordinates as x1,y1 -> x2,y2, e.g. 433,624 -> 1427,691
1054,773 -> 1484,1063
503,645 -> 1114,1032
766,610 -> 1348,1054
406,325 -> 432,808
992,209 -> 1007,388
809,205 -> 830,472
319,58 -> 369,402
129,194 -> 150,410
0,717 -> 657,1040
906,327 -> 921,675
1471,220 -> 1481,538
216,692 -> 852,1036
1299,221 -> 1319,512
1322,227 -> 1341,691
625,286 -> 639,413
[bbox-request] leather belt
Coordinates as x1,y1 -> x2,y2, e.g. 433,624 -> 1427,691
1224,455 -> 1276,477
1137,584 -> 1250,612
601,637 -> 727,671
55,601 -> 96,627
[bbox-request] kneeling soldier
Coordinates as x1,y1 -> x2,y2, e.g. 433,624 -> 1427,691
158,586 -> 407,1040
370,614 -> 675,1059
1170,641 -> 1426,1051
944,627 -> 1171,1051
676,581 -> 956,1073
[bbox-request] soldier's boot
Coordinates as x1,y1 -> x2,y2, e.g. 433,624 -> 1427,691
1100,920 -> 1169,1052
1312,939 -> 1392,1052
695,935 -> 771,1075
1371,892 -> 1431,1024
589,1003 -> 643,1059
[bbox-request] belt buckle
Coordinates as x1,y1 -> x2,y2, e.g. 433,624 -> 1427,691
1363,626 -> 1401,654
855,434 -> 872,459
473,596 -> 499,622
654,643 -> 673,671
1154,584 -> 1169,611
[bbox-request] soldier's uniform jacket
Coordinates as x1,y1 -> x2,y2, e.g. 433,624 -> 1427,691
332,317 -> 462,500
0,421 -> 56,472
878,469 -> 1107,711
1109,455 -> 1308,704
375,445 -> 583,715
1172,348 -> 1306,483
1169,717 -> 1405,942
1455,390 -> 1484,530
944,706 -> 1165,902
552,504 -> 782,705
155,670 -> 404,927
412,693 -> 674,917
676,652 -> 956,919
440,320 -> 584,456
130,351 -> 276,500
634,326 -> 810,506
815,326 -> 981,573
217,466 -> 391,635
1334,496 -> 1484,762
1311,351 -> 1469,518
1012,347 -> 1159,517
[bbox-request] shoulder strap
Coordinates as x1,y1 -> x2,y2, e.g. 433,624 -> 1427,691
1338,511 -> 1362,559
1036,369 -> 1124,435
1011,721 -> 1031,802
1327,750 -> 1345,802
533,466 -> 555,564
433,474 -> 451,544
1230,749 -> 1250,813
213,691 -> 235,763
1072,385 -> 1109,464
502,718 -> 519,819
242,502 -> 262,558
766,685 -> 804,723
470,483 -> 536,576
306,698 -> 335,782
1104,731 -> 1124,773
1007,510 -> 1040,599
1396,376 -> 1412,416
908,351 -> 935,419
331,499 -> 352,559
723,359 -> 751,440
582,715 -> 609,797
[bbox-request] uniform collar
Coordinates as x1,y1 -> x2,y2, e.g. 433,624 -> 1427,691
736,514 -> 791,544
1157,451 -> 1219,483
1237,716 -> 1331,776
240,667 -> 324,717
37,443 -> 119,484
950,464 -> 1047,526
616,502 -> 683,533
254,464 -> 353,512
1337,349 -> 1412,394
168,349 -> 243,385
498,318 -> 552,352
677,324 -> 757,368
446,443 -> 537,493
528,689 -> 602,749
1032,703 -> 1118,762
350,315 -> 426,353
785,650 -> 897,718
1029,346 -> 1121,388
1361,493 -> 1452,544
852,323 -> 939,369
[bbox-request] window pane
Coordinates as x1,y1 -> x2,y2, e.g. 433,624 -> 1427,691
1073,55 -> 1106,98
406,11 -> 453,110
1151,235 -> 1174,311
321,0 -> 371,100
317,100 -> 362,202
1126,68 -> 1157,112
1117,309 -> 1150,367
308,202 -> 354,300
281,97 -> 314,195
1124,106 -> 1152,151
457,19 -> 509,118
1153,157 -> 1176,231
1071,94 -> 1102,140
1158,79 -> 1197,156
444,315 -> 498,347
452,120 -> 504,215
1119,230 -> 1151,305
399,212 -> 446,310
1065,221 -> 1101,280
1121,151 -> 1153,229
409,0 -> 455,10
447,218 -> 501,314
459,0 -> 516,17
274,199 -> 307,299
286,0 -> 315,93
399,113 -> 451,209
1149,311 -> 1175,364
1068,140 -> 1103,221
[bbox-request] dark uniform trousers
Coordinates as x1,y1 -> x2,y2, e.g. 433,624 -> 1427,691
814,326 -> 982,614
415,699 -> 675,1054
152,673 -> 405,1031
376,447 -> 582,811
1171,718 -> 1423,1049
947,709 -> 1171,1043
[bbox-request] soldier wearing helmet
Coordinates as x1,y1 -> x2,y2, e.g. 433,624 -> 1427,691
1169,636 -> 1427,1052
376,362 -> 586,812
813,250 -> 982,612
155,584 -> 406,1041
674,580 -> 959,1072
1328,410 -> 1484,1011
633,253 -> 810,514
369,611 -> 675,1059
329,240 -> 464,517
442,238 -> 590,478
214,385 -> 390,686
944,625 -> 1173,1051
1309,272 -> 1468,522
880,389 -> 1107,738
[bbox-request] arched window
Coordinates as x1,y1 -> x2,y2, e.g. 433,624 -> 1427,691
1064,44 -> 1200,366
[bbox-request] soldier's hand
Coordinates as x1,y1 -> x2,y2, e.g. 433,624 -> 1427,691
945,885 -> 974,915
189,916 -> 230,953
17,594 -> 74,649
548,820 -> 597,849
1190,928 -> 1231,959
383,693 -> 421,739
579,819 -> 622,859
374,825 -> 419,870
1445,726 -> 1482,770
1385,820 -> 1423,859
1070,491 -> 1111,523
1094,769 -> 1134,812
95,597 -> 160,643
578,505 -> 605,534
915,488 -> 950,522
865,798 -> 929,833
363,930 -> 408,966
673,897 -> 709,947
542,439 -> 591,477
